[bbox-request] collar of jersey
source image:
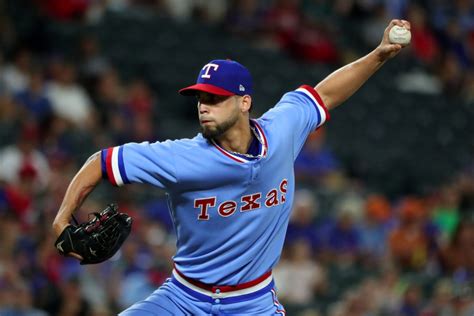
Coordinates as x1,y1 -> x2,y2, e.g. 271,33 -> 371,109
211,119 -> 268,163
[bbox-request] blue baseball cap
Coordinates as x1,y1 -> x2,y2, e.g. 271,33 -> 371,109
179,59 -> 253,96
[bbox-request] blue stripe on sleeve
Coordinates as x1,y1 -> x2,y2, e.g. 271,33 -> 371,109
100,149 -> 108,180
118,146 -> 129,184
294,90 -> 321,127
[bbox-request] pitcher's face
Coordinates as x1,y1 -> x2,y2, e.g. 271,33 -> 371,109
197,92 -> 241,139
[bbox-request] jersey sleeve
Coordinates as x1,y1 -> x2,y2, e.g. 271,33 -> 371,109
101,140 -> 178,189
281,85 -> 329,131
264,85 -> 330,157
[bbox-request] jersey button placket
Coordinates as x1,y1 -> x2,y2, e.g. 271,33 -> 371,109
251,163 -> 260,181
213,288 -> 221,305
212,287 -> 222,300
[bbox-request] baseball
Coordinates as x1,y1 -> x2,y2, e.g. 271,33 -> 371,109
388,25 -> 411,45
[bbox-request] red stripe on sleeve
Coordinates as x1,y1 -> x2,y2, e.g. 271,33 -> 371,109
299,85 -> 330,121
105,148 -> 117,186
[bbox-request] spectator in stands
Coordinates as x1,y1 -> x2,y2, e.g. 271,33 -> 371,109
359,194 -> 393,259
399,283 -> 423,316
3,162 -> 38,229
371,268 -> 403,314
286,189 -> 323,253
440,220 -> 474,274
0,280 -> 48,316
77,35 -> 110,93
455,0 -> 474,32
264,0 -> 302,50
433,279 -> 474,316
273,239 -> 326,305
46,60 -> 95,127
428,1 -> 474,96
406,3 -> 441,66
452,289 -> 474,316
0,94 -> 21,147
94,69 -> 125,114
92,69 -> 131,143
131,111 -> 155,142
14,68 -> 53,124
288,17 -> 339,63
126,78 -> 157,141
0,48 -> 32,94
0,214 -> 22,264
342,290 -> 372,316
55,276 -> 91,315
431,185 -> 461,244
421,279 -> 453,316
0,123 -> 50,189
440,19 -> 471,67
389,197 -> 431,270
126,78 -> 154,116
326,206 -> 361,259
295,128 -> 341,185
455,173 -> 474,217
361,3 -> 391,48
114,236 -> 156,309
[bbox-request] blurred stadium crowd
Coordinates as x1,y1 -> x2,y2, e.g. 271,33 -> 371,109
0,0 -> 474,315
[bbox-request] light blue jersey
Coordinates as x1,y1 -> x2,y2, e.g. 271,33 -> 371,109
102,85 -> 329,286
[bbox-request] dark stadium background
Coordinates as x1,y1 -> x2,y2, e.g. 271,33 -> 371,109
0,0 -> 473,315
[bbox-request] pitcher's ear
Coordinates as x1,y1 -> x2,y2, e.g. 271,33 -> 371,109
240,95 -> 252,113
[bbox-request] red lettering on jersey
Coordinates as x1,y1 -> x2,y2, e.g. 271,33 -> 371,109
265,189 -> 279,207
218,200 -> 237,217
194,197 -> 216,220
279,179 -> 288,203
241,193 -> 262,212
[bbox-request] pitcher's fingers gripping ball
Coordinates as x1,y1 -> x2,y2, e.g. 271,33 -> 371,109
389,25 -> 411,45
55,204 -> 132,265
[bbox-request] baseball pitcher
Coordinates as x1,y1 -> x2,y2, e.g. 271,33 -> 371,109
53,20 -> 410,315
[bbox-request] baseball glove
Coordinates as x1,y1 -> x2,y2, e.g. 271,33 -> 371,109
54,204 -> 132,265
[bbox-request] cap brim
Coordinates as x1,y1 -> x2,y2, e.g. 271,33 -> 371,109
179,83 -> 235,96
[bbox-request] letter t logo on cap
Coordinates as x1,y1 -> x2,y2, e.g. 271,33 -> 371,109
201,63 -> 219,79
